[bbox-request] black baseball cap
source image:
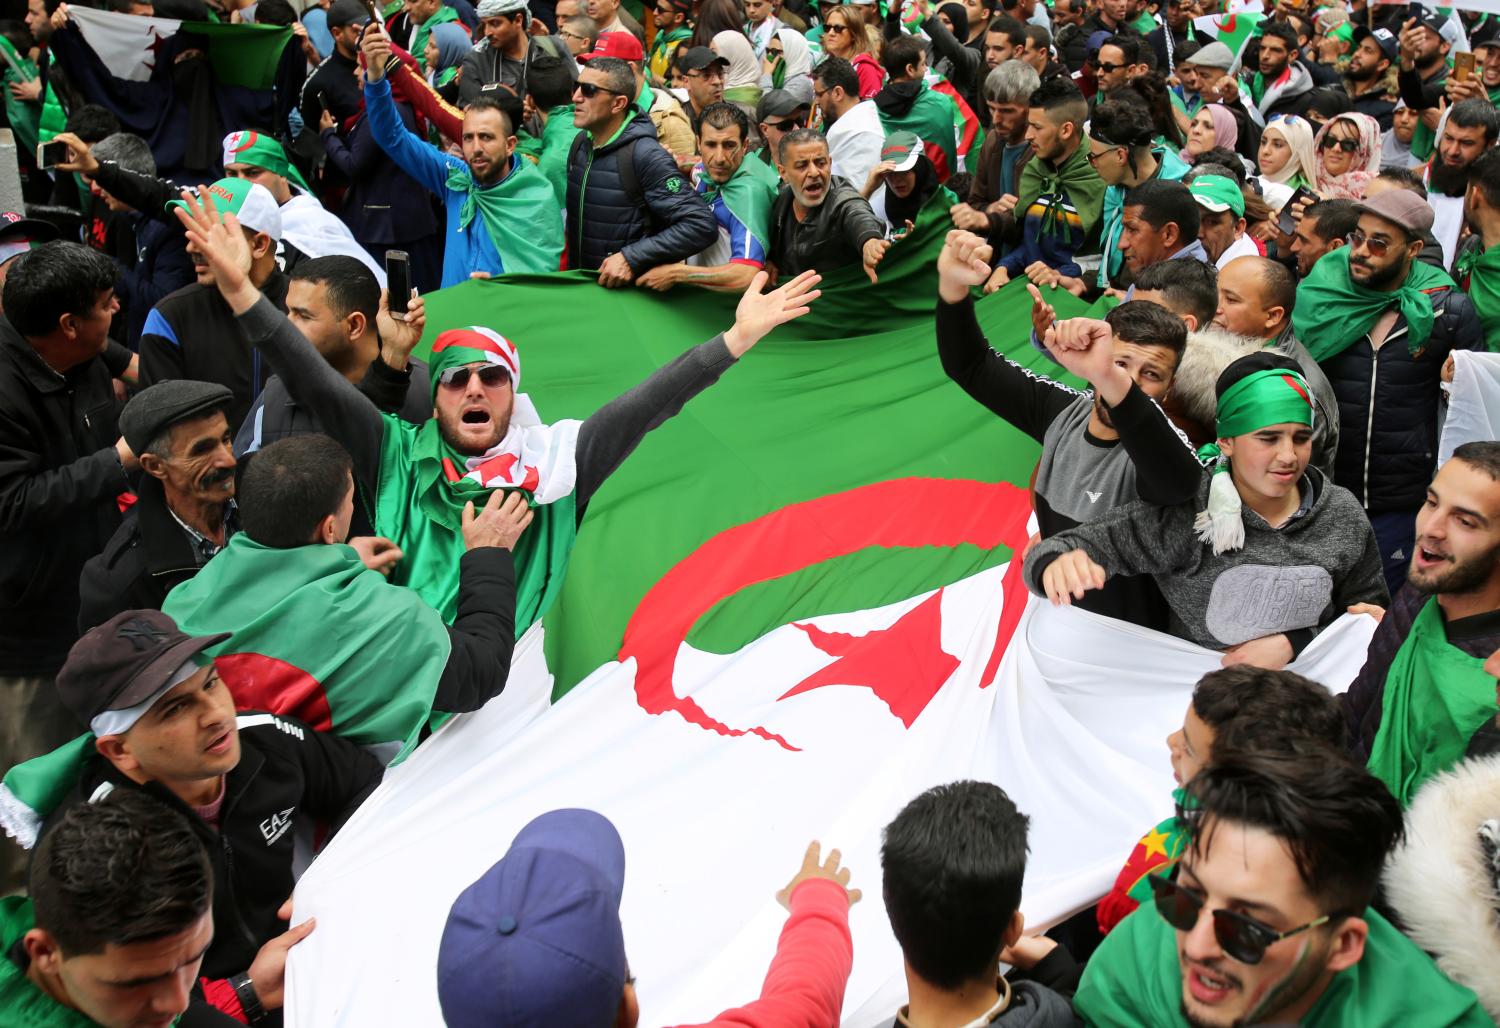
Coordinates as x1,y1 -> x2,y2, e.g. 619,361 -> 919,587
677,46 -> 729,72
756,88 -> 807,122
57,611 -> 228,729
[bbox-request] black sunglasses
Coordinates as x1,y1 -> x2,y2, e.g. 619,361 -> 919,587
1094,59 -> 1126,73
1149,869 -> 1339,965
437,363 -> 511,390
765,117 -> 804,131
575,81 -> 627,98
1319,136 -> 1359,153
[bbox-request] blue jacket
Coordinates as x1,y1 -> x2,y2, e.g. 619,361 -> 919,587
365,76 -> 556,287
564,112 -> 717,273
113,214 -> 195,351
320,99 -> 439,248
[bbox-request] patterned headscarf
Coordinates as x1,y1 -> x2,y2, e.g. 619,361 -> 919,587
1312,112 -> 1381,200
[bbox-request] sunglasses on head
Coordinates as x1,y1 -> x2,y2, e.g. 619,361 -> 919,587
576,81 -> 626,98
437,363 -> 511,390
1319,136 -> 1359,153
1148,869 -> 1340,965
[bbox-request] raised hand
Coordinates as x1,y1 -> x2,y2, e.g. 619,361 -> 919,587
377,287 -> 425,369
361,23 -> 394,81
723,269 -> 822,356
776,841 -> 861,911
1026,282 -> 1055,342
1040,548 -> 1107,605
461,490 -> 534,551
172,188 -> 256,309
49,131 -> 98,176
938,229 -> 993,302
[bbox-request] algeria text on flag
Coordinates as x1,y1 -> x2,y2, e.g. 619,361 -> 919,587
65,5 -> 290,89
282,212 -> 1378,1025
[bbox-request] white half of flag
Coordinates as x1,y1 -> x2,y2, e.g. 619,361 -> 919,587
67,6 -> 186,82
284,566 -> 1376,1026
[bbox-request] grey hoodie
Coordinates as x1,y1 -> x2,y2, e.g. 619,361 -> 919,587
1023,467 -> 1388,652
876,980 -> 1080,1028
1254,60 -> 1315,121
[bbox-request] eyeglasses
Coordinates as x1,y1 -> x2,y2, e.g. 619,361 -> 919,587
824,23 -> 849,33
575,81 -> 627,98
437,363 -> 511,390
765,118 -> 804,131
1085,145 -> 1124,166
1148,870 -> 1340,966
1347,228 -> 1396,257
560,28 -> 589,40
1319,136 -> 1359,153
686,68 -> 725,80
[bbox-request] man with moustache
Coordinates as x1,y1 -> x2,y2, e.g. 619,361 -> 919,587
1293,189 -> 1483,593
768,129 -> 889,281
1076,751 -> 1490,1027
78,383 -> 240,631
1342,443 -> 1500,803
1422,98 -> 1498,265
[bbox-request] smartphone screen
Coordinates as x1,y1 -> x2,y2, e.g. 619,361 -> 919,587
1277,187 -> 1317,236
385,250 -> 411,320
38,140 -> 67,169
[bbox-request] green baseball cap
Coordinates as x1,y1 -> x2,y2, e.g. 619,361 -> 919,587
165,177 -> 283,241
879,131 -> 923,172
1189,175 -> 1245,218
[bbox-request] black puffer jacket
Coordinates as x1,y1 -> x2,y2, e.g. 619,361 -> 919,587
564,112 -> 717,273
1323,285 -> 1483,514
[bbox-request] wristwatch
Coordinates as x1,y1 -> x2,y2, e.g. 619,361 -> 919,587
229,971 -> 269,1025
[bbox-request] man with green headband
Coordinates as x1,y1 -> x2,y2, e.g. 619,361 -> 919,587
1024,351 -> 1387,670
1292,187 -> 1483,596
174,184 -> 823,632
1341,443 -> 1500,806
221,130 -> 388,285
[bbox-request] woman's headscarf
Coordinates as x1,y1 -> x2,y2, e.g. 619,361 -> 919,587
1312,112 -> 1381,200
1260,114 -> 1316,187
428,23 -> 471,80
1183,103 -> 1237,164
713,30 -> 763,91
936,1 -> 969,41
777,27 -> 812,79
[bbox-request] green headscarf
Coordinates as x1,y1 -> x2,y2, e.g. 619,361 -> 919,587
1291,246 -> 1455,363
221,129 -> 313,194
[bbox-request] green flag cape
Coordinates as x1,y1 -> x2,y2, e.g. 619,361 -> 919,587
1291,246 -> 1455,362
1366,596 -> 1499,806
0,37 -> 41,160
1454,241 -> 1500,348
538,105 -> 581,208
409,198 -> 1091,697
0,898 -> 109,1027
877,86 -> 963,181
445,156 -> 564,274
1015,135 -> 1106,242
1075,901 -> 1490,1027
702,155 -> 779,259
162,534 -> 452,758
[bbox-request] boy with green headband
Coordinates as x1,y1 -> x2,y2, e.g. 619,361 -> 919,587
1342,443 -> 1500,806
1023,351 -> 1387,670
1293,188 -> 1483,595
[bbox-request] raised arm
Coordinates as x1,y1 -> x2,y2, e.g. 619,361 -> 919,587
53,132 -> 183,221
1022,497 -> 1196,605
574,271 -> 822,509
361,28 -> 462,196
172,189 -> 388,499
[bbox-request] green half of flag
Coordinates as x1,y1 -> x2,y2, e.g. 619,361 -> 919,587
445,156 -> 565,274
179,20 -> 292,90
878,88 -> 962,181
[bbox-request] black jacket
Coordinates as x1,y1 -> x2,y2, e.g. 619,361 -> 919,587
1322,285 -> 1484,513
1061,14 -> 1134,72
319,103 -> 441,247
139,273 -> 291,434
564,112 -> 718,273
301,49 -> 364,127
0,319 -> 128,675
43,711 -> 383,980
76,476 -> 232,633
112,214 -> 196,351
769,178 -> 885,278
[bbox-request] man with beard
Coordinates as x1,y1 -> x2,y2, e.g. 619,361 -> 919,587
951,61 -> 1039,254
769,129 -> 889,281
1293,189 -> 1483,594
939,230 -> 1204,628
1344,26 -> 1399,131
1087,102 -> 1191,292
363,27 -> 564,286
814,57 -> 885,196
1456,148 -> 1500,341
1249,21 -> 1315,121
78,382 -> 240,630
1423,99 -> 1499,267
1342,443 -> 1500,802
1076,750 -> 1490,1027
1396,12 -> 1453,127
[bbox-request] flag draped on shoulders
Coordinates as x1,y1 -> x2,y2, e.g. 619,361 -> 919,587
702,156 -> 780,259
875,80 -> 963,181
447,156 -> 565,274
162,534 -> 453,760
1292,247 -> 1454,362
1366,596 -> 1499,806
376,328 -> 580,627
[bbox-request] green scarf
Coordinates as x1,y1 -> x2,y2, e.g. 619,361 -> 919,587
1016,134 -> 1106,242
538,105 -> 581,207
1099,146 -> 1190,286
412,4 -> 460,73
443,155 -> 564,274
702,153 -> 780,257
163,534 -> 452,759
1075,900 -> 1492,1027
1291,246 -> 1455,362
724,84 -> 763,107
1366,596 -> 1499,806
647,26 -> 691,85
0,37 -> 40,160
0,898 -> 111,1027
1454,240 -> 1500,347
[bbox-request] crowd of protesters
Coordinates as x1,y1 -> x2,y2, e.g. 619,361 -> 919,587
1,0 -> 1500,1022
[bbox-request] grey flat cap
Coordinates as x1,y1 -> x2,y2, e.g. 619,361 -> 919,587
120,380 -> 235,456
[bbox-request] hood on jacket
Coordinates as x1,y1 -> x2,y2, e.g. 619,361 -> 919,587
1384,753 -> 1500,1020
592,111 -> 659,156
1171,328 -> 1262,428
1261,60 -> 1314,109
873,79 -> 923,119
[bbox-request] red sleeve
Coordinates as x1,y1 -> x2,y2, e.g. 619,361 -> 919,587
387,60 -> 464,143
854,55 -> 884,100
675,878 -> 853,1028
199,978 -> 249,1024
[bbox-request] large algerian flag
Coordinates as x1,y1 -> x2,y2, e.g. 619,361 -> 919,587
280,203 -> 1380,1024
66,5 -> 291,89
1192,8 -> 1266,70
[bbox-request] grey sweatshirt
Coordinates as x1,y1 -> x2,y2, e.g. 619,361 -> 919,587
1022,467 -> 1389,652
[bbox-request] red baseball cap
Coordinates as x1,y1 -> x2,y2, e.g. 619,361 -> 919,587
579,31 -> 644,62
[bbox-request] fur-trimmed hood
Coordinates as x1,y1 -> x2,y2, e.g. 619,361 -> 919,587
1384,753 -> 1500,1019
1169,328 -> 1262,429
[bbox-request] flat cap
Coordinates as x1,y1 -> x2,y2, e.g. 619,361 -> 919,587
119,380 -> 235,456
1183,41 -> 1235,70
1353,188 -> 1434,238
